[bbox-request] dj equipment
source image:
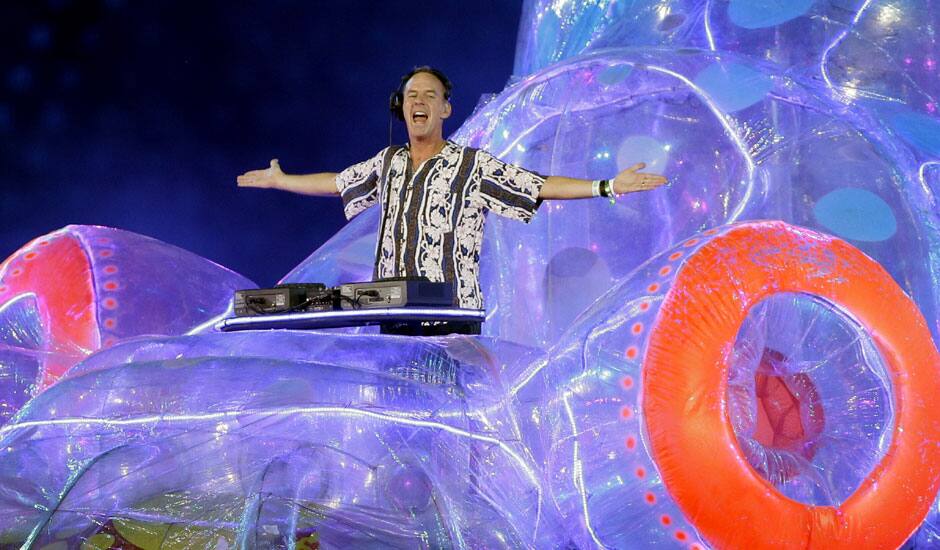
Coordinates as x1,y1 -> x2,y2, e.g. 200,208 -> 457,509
338,279 -> 454,310
233,280 -> 454,316
234,283 -> 331,317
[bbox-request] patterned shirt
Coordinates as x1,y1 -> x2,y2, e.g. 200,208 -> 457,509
336,141 -> 545,309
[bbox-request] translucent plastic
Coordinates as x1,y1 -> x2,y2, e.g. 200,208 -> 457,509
728,293 -> 893,506
2,0 -> 940,548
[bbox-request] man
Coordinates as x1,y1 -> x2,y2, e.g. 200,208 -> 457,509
238,67 -> 667,333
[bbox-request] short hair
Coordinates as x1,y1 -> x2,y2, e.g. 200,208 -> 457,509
389,66 -> 453,120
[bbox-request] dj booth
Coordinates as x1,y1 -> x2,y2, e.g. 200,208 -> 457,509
216,307 -> 485,332
218,279 -> 484,334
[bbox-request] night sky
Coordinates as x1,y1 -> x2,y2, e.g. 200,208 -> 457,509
1,1 -> 523,285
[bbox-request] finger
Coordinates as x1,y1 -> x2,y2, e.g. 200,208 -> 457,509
270,159 -> 279,169
625,162 -> 646,172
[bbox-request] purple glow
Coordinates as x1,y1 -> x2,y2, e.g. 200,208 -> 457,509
2,1 -> 940,548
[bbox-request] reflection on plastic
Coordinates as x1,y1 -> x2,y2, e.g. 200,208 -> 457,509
3,0 -> 940,547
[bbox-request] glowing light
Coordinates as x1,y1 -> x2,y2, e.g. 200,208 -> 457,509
876,5 -> 902,27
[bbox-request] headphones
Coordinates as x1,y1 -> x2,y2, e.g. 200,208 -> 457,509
389,66 -> 453,121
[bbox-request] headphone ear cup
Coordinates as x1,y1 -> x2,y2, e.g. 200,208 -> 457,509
389,91 -> 404,121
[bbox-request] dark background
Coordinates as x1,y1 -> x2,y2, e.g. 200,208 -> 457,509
1,1 -> 523,285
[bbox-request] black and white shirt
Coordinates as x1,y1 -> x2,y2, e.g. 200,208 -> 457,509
336,141 -> 545,309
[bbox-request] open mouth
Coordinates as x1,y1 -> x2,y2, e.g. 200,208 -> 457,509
412,111 -> 428,123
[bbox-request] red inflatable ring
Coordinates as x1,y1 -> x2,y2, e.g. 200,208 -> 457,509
643,221 -> 940,549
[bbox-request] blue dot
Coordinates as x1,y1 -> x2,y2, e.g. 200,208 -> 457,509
693,62 -> 773,113
891,111 -> 940,157
813,188 -> 897,242
7,66 -> 33,92
597,65 -> 632,86
28,26 -> 51,50
728,0 -> 815,29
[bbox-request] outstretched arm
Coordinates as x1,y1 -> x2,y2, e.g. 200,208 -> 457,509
237,159 -> 340,197
538,163 -> 667,200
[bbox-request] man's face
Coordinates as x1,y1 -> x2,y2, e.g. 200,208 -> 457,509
403,71 -> 451,141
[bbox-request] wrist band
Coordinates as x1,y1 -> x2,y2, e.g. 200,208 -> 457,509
591,179 -> 602,197
600,179 -> 616,204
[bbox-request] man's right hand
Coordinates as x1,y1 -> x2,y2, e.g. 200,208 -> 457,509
237,159 -> 284,189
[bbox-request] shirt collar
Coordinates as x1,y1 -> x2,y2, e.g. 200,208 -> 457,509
401,139 -> 455,158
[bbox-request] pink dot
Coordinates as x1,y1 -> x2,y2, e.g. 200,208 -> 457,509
99,250 -> 113,258
0,285 -> 7,293
10,268 -> 22,277
675,530 -> 688,541
38,241 -> 50,247
103,265 -> 118,274
102,298 -> 118,309
668,252 -> 682,261
621,376 -> 634,389
103,318 -> 116,329
620,406 -> 633,419
626,436 -> 637,450
647,283 -> 660,293
103,337 -> 116,347
660,514 -> 671,526
683,238 -> 699,248
636,467 -> 646,479
658,266 -> 671,276
103,281 -> 119,291
631,322 -> 644,335
639,302 -> 650,311
625,347 -> 638,360
645,492 -> 656,504
704,228 -> 719,236
24,252 -> 37,261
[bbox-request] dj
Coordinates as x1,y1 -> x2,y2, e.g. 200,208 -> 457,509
237,66 -> 667,334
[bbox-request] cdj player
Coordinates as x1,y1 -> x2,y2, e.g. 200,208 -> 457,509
233,279 -> 454,317
234,283 -> 333,317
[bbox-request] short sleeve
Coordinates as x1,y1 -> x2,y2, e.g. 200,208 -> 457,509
475,149 -> 545,223
336,148 -> 386,220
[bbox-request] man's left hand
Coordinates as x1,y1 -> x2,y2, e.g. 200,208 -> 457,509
612,163 -> 668,195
